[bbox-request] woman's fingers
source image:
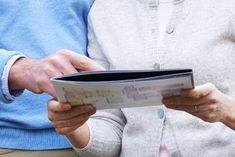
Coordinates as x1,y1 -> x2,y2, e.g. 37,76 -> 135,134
54,105 -> 96,121
192,109 -> 221,123
48,100 -> 71,112
48,103 -> 96,121
163,83 -> 218,108
52,110 -> 95,128
180,83 -> 216,98
48,100 -> 96,135
163,95 -> 207,106
166,103 -> 222,123
55,122 -> 88,135
170,103 -> 218,114
162,83 -> 235,125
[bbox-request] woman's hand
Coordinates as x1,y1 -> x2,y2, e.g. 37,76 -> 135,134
48,100 -> 96,148
162,83 -> 235,130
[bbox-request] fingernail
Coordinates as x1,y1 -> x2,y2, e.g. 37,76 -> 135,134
91,104 -> 96,109
87,104 -> 96,111
61,104 -> 71,110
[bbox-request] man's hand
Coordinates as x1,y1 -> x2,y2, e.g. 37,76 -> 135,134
162,83 -> 235,130
8,49 -> 105,97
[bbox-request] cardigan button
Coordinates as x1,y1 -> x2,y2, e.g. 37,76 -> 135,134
166,26 -> 175,34
157,109 -> 165,119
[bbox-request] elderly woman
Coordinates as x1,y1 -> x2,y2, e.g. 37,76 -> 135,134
48,0 -> 235,156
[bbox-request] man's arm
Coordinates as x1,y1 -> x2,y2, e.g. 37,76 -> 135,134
0,49 -> 104,103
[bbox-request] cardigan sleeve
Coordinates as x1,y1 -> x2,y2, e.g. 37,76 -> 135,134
74,109 -> 126,157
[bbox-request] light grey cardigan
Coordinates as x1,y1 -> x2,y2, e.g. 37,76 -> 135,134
77,0 -> 235,156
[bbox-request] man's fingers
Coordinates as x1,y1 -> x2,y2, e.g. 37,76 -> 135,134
40,69 -> 62,98
52,111 -> 94,128
72,54 -> 105,71
60,50 -> 105,71
50,56 -> 78,75
45,84 -> 57,98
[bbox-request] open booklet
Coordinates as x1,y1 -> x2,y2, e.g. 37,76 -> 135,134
51,69 -> 194,110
